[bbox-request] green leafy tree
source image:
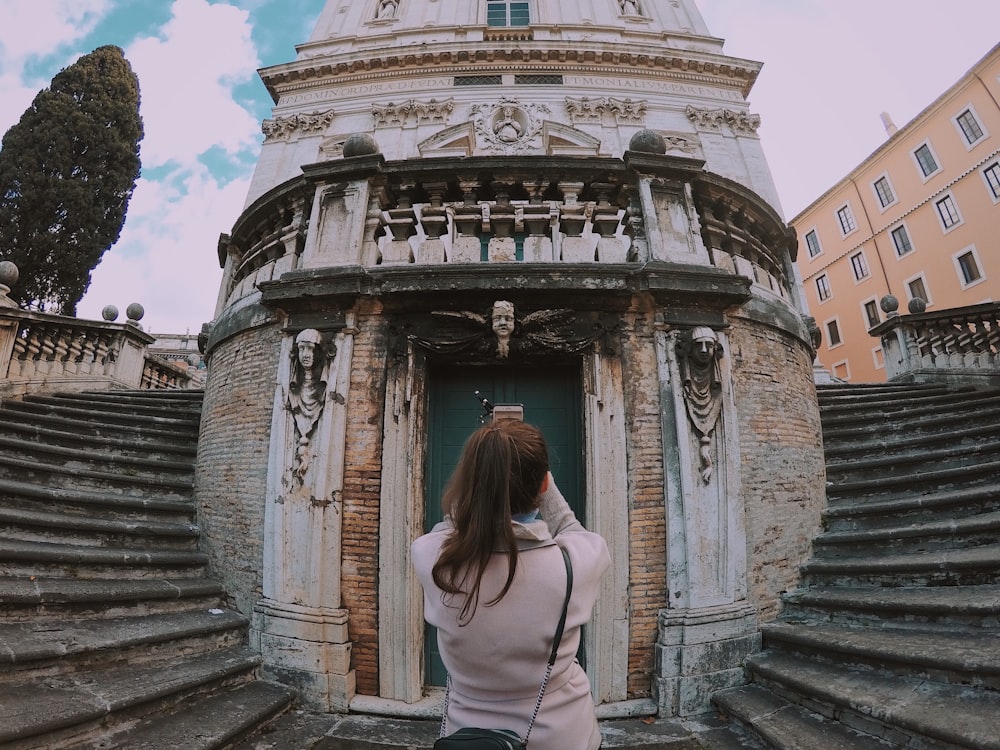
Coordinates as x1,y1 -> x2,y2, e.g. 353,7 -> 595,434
0,45 -> 143,315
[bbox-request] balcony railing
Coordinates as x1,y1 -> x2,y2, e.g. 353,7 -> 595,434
871,299 -> 1000,384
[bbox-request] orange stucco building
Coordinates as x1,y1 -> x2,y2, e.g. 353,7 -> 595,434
793,43 -> 1000,383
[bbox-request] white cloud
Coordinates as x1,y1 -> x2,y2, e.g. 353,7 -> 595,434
125,0 -> 262,168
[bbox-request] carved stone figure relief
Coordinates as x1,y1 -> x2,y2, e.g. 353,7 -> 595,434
471,98 -> 549,155
375,0 -> 398,19
404,301 -> 619,360
677,326 -> 724,482
620,0 -> 642,15
286,328 -> 336,483
262,110 -> 336,142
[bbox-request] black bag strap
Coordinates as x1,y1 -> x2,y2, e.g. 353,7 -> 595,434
439,545 -> 574,746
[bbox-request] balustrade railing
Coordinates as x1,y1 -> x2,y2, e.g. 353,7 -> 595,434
871,300 -> 1000,383
0,307 -> 188,399
220,155 -> 799,311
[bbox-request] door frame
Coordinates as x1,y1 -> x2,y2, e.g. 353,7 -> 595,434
377,345 -> 630,705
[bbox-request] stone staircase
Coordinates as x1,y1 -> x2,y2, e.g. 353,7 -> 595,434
713,381 -> 1000,749
0,389 -> 294,750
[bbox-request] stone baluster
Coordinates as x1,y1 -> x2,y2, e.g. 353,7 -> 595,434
18,323 -> 45,380
487,182 -> 517,262
591,182 -> 627,263
451,180 -> 483,263
557,181 -> 593,261
381,188 -> 417,264
415,181 -> 448,263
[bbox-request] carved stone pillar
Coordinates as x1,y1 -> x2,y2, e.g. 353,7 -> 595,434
653,321 -> 758,717
252,320 -> 357,711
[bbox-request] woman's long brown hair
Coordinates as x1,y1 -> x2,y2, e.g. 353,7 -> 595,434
431,420 -> 549,623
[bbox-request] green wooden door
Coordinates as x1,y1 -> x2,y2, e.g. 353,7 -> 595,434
423,365 -> 584,686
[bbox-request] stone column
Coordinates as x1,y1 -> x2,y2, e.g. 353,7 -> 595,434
653,322 -> 758,716
253,318 -> 357,711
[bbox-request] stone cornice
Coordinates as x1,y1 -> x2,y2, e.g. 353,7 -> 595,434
261,42 -> 759,101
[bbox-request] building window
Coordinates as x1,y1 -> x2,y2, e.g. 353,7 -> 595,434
983,162 -> 1000,201
487,1 -> 529,26
863,299 -> 880,329
514,74 -> 563,85
906,275 -> 930,305
956,108 -> 985,146
873,347 -> 885,370
935,194 -> 962,230
816,274 -> 832,302
954,247 -> 984,287
804,229 -> 822,258
890,224 -> 913,256
873,175 -> 896,208
850,251 -> 870,281
914,143 -> 940,177
454,74 -> 502,86
836,204 -> 857,235
832,361 -> 850,380
825,319 -> 842,348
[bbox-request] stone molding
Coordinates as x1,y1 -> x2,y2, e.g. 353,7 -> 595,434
262,109 -> 336,141
565,96 -> 647,125
372,97 -> 454,128
685,106 -> 761,136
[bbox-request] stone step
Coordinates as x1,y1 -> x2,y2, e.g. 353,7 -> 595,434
0,646 -> 262,750
762,621 -> 1000,688
0,451 -> 194,499
90,680 -> 295,750
823,412 -> 1000,464
0,476 -> 196,524
745,651 -> 1000,749
0,538 -> 209,580
814,509 -> 1000,557
822,400 -> 1000,451
4,397 -> 200,435
0,433 -> 195,480
826,458 -> 1000,504
0,576 -> 225,622
0,403 -> 200,446
801,543 -> 1000,587
815,382 -> 953,401
823,482 -> 1000,533
817,386 -> 988,418
23,391 -> 203,423
825,439 -> 1000,487
781,584 -> 1000,631
0,503 -> 200,551
712,684 -> 891,749
0,417 -> 197,461
0,609 -> 248,678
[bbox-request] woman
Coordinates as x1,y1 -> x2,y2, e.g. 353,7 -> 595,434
411,420 -> 610,750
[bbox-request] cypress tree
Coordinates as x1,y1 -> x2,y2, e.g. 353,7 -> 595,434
0,45 -> 143,315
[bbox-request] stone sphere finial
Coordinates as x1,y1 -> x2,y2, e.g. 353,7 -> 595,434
907,297 -> 927,314
126,303 -> 145,324
628,129 -> 667,155
880,294 -> 899,317
102,305 -> 119,322
0,260 -> 18,308
342,133 -> 380,158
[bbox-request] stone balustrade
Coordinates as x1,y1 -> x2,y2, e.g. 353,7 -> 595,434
218,154 -> 799,312
872,298 -> 1000,385
0,307 -> 187,399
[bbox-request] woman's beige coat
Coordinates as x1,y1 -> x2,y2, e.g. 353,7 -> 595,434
412,479 -> 611,750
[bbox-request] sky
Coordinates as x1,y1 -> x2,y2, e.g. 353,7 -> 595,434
0,0 -> 998,335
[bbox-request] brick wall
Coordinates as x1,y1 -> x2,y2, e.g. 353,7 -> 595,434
340,307 -> 388,695
621,310 -> 667,697
194,323 -> 281,615
729,318 -> 826,622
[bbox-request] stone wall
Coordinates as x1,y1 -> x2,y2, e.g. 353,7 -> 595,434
195,322 -> 282,615
729,317 -> 826,622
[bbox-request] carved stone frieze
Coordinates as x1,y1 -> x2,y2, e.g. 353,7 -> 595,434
685,106 -> 761,136
400,300 -> 620,361
372,98 -> 454,128
471,97 -> 549,155
262,109 -> 336,142
565,96 -> 647,125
